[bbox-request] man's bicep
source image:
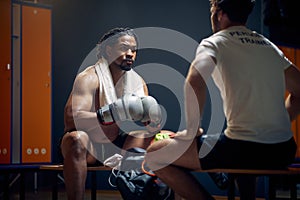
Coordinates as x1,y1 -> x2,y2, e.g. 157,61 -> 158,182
185,53 -> 216,123
71,92 -> 94,112
191,52 -> 216,81
142,79 -> 149,96
71,76 -> 96,112
185,64 -> 207,107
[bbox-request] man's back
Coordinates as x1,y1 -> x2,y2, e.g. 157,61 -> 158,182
199,25 -> 293,143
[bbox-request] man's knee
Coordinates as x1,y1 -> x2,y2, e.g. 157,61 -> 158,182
61,131 -> 89,158
145,139 -> 171,165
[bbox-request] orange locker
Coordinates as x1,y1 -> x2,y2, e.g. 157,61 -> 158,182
295,49 -> 300,157
21,5 -> 52,163
280,46 -> 300,157
0,0 -> 12,164
1,2 -> 52,164
279,46 -> 297,136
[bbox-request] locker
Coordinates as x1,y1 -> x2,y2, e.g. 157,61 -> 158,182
0,0 -> 12,164
295,48 -> 300,157
21,5 -> 52,163
280,46 -> 300,158
0,2 -> 52,164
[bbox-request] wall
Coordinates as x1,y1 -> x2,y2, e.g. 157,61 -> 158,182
263,0 -> 300,47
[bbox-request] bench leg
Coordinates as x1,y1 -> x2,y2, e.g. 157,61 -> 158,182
50,171 -> 58,200
228,174 -> 257,200
268,176 -> 276,200
290,184 -> 297,200
20,172 -> 25,200
227,174 -> 235,200
237,175 -> 256,200
91,171 -> 97,200
289,176 -> 297,200
3,173 -> 9,200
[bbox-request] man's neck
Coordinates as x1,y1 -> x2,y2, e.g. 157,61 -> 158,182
223,22 -> 245,30
109,63 -> 126,86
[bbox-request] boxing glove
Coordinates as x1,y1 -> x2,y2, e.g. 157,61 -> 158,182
96,94 -> 144,125
141,96 -> 162,126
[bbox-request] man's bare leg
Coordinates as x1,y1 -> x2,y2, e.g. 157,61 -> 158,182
146,138 -> 214,200
61,131 -> 95,200
155,165 -> 215,200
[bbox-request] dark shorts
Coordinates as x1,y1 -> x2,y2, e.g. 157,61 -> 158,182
198,133 -> 297,170
100,130 -> 128,159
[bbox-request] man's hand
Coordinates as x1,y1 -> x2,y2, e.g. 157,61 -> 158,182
96,94 -> 144,125
175,128 -> 204,140
140,96 -> 162,133
141,96 -> 162,124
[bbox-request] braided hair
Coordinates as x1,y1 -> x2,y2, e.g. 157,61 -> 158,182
96,27 -> 138,59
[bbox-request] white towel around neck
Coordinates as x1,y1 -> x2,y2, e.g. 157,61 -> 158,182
95,58 -> 145,107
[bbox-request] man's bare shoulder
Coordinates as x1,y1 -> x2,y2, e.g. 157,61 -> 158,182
73,65 -> 99,91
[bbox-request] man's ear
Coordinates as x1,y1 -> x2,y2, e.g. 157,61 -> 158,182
217,10 -> 223,21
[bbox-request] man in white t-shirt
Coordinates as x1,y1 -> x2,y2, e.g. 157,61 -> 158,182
146,0 -> 300,199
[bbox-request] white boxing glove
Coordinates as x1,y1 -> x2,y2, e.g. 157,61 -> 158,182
96,94 -> 144,125
141,96 -> 162,127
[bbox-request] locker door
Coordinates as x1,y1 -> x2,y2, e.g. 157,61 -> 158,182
0,0 -> 12,164
280,47 -> 297,131
280,46 -> 299,157
21,5 -> 51,163
295,49 -> 300,157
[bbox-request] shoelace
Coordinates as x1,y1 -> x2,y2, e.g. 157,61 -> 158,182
103,153 -> 123,169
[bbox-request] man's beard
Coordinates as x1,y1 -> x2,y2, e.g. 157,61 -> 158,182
119,58 -> 134,71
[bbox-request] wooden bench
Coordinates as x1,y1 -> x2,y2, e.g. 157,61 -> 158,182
39,164 -> 300,200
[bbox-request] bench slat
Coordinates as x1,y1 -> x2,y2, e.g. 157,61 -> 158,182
196,168 -> 300,175
39,165 -> 111,171
40,164 -> 300,175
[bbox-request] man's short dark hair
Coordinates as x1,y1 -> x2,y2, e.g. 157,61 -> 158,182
216,0 -> 255,23
97,27 -> 138,59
